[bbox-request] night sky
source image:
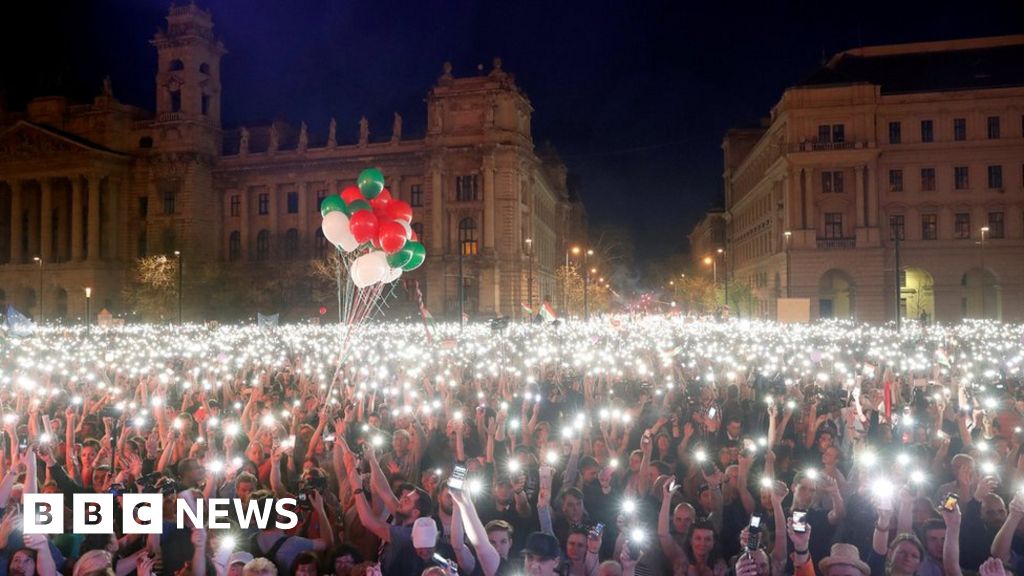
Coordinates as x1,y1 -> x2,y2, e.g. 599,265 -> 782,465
2,0 -> 1022,277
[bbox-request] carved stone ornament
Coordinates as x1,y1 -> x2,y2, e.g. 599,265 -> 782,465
0,125 -> 78,163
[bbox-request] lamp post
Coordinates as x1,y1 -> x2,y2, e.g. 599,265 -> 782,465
174,250 -> 182,324
33,256 -> 42,324
718,248 -> 728,310
783,231 -> 792,298
525,238 -> 534,315
980,226 -> 989,318
704,256 -> 716,284
583,249 -> 593,321
84,287 -> 92,335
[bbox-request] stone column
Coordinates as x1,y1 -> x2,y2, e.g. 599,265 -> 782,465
269,185 -> 280,257
57,179 -> 70,262
854,166 -> 865,228
804,168 -> 815,233
40,178 -> 53,262
298,182 -> 310,244
87,175 -> 101,262
483,157 -> 496,251
10,183 -> 22,264
866,164 -> 879,228
71,177 -> 84,261
106,179 -> 120,261
239,188 -> 249,260
26,182 -> 39,260
430,160 -> 445,254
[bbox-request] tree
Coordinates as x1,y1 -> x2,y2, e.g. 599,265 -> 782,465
123,255 -> 177,322
677,275 -> 717,314
555,263 -> 583,316
727,281 -> 755,319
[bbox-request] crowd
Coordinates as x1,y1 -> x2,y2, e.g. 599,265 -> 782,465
0,316 -> 1022,576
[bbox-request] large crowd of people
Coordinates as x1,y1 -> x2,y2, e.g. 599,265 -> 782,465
0,316 -> 1023,576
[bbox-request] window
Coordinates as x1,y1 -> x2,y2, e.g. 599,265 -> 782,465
888,122 -> 902,144
285,228 -> 299,258
988,212 -> 1004,239
889,215 -> 905,240
163,188 -> 176,215
816,124 -> 844,144
988,165 -> 1003,189
921,214 -> 937,240
258,193 -> 269,215
954,213 -> 971,239
316,190 -> 327,213
201,93 -> 210,116
315,228 -> 327,258
137,230 -> 147,258
230,194 -> 240,217
458,218 -> 478,255
954,166 -> 969,190
889,169 -> 904,192
954,118 -> 966,141
824,213 -> 843,238
832,124 -> 845,143
199,62 -> 210,74
169,59 -> 184,71
170,90 -> 181,113
287,191 -> 299,214
229,231 -> 241,261
256,230 -> 270,260
411,222 -> 424,244
821,171 -> 844,193
921,168 -> 935,192
139,197 -> 149,218
987,116 -> 1000,139
456,175 -> 479,202
818,125 -> 830,142
921,120 -> 934,142
410,185 -> 423,207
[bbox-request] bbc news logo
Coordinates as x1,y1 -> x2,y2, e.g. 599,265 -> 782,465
23,494 -> 299,534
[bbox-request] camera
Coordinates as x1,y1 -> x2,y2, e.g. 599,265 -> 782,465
746,516 -> 762,552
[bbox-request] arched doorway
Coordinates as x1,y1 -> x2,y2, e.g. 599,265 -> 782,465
818,269 -> 855,319
961,268 -> 1000,320
901,268 -> 935,322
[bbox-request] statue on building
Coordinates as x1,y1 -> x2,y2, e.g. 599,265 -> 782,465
298,121 -> 308,151
391,112 -> 402,144
431,101 -> 443,133
484,96 -> 496,127
268,123 -> 279,154
101,75 -> 113,98
239,126 -> 250,155
440,61 -> 453,82
327,117 -> 337,147
358,116 -> 369,147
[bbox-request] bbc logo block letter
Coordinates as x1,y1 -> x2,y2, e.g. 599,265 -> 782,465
73,494 -> 114,534
122,494 -> 164,534
24,494 -> 64,534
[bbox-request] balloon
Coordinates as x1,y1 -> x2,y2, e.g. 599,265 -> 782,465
348,211 -> 379,244
378,221 -> 408,254
396,220 -> 413,239
340,186 -> 364,205
384,267 -> 403,283
348,199 -> 372,213
320,195 -> 346,217
387,245 -> 415,269
350,251 -> 389,288
322,211 -> 359,251
402,241 -> 426,271
375,188 -> 393,204
357,168 -> 385,199
389,200 -> 413,223
410,228 -> 419,242
319,306 -> 327,316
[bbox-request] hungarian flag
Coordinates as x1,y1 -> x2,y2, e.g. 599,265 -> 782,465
540,303 -> 557,322
521,302 -> 535,316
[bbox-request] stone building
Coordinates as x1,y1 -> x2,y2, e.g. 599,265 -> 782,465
0,4 -> 584,322
710,35 -> 1024,322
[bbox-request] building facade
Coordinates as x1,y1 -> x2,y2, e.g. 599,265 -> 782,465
714,35 -> 1024,323
0,4 -> 584,322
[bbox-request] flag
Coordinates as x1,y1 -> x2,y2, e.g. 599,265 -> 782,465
521,302 -> 535,316
5,305 -> 35,337
935,349 -> 951,369
257,313 -> 279,327
540,303 -> 557,322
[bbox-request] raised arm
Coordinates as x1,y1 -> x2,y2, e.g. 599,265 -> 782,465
942,503 -> 963,576
657,478 -> 686,567
736,452 -> 756,515
451,489 -> 501,576
364,444 -> 400,514
992,493 -> 1024,562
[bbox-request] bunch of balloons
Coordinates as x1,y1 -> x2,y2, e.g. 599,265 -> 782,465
319,168 -> 427,288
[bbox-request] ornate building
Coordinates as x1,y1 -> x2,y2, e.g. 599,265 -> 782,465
709,35 -> 1024,322
0,4 -> 584,321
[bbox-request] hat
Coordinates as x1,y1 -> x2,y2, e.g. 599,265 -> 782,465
819,543 -> 870,576
522,532 -> 560,560
412,517 -> 438,548
228,552 -> 254,566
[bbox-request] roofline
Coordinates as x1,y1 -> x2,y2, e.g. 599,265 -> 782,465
827,34 -> 1024,67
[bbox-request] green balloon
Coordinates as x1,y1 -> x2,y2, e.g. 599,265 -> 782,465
357,168 -> 385,199
320,195 -> 346,217
387,246 -> 414,269
401,241 -> 426,271
348,199 -> 372,213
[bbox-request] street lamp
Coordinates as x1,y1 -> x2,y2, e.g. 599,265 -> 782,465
583,249 -> 593,320
525,237 -> 534,315
84,287 -> 92,335
783,231 -> 792,298
33,256 -> 42,324
704,256 -> 716,284
174,250 -> 183,324
980,226 -> 989,318
717,248 -> 728,310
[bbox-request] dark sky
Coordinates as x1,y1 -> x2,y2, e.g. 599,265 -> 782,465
2,0 -> 1022,272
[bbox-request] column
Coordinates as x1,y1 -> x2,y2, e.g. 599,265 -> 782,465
854,166 -> 865,228
87,175 -> 101,262
105,179 -> 120,260
40,178 -> 53,262
298,182 -> 310,242
430,160 -> 445,254
26,182 -> 39,260
866,164 -> 879,227
57,179 -> 70,262
804,168 -> 815,232
269,185 -> 280,255
71,177 -> 84,261
10,183 -> 22,264
483,157 -> 496,251
239,187 -> 249,260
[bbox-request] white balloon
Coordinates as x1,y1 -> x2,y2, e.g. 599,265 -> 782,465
350,251 -> 389,288
322,212 -> 359,252
396,220 -> 413,239
384,267 -> 403,283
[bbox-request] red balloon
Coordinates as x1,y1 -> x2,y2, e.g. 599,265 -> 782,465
410,229 -> 419,242
375,188 -> 393,204
371,195 -> 393,221
319,306 -> 327,316
390,200 -> 413,223
341,185 -> 364,205
378,221 -> 408,254
348,211 -> 379,244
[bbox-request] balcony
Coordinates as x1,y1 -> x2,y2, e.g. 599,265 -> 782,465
790,141 -> 862,152
816,237 -> 856,250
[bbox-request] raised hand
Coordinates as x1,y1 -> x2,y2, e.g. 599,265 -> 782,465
979,557 -> 1008,576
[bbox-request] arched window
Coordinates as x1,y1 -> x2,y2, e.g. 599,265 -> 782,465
458,218 -> 478,256
199,62 -> 210,74
229,231 -> 241,261
256,230 -> 270,261
169,59 -> 185,71
284,229 -> 299,258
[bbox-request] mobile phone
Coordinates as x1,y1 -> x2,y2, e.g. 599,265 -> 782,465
626,538 -> 643,560
448,465 -> 467,492
707,407 -> 717,419
942,493 -> 959,512
746,516 -> 762,552
589,523 -> 605,539
700,458 -> 717,476
792,510 -> 808,533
